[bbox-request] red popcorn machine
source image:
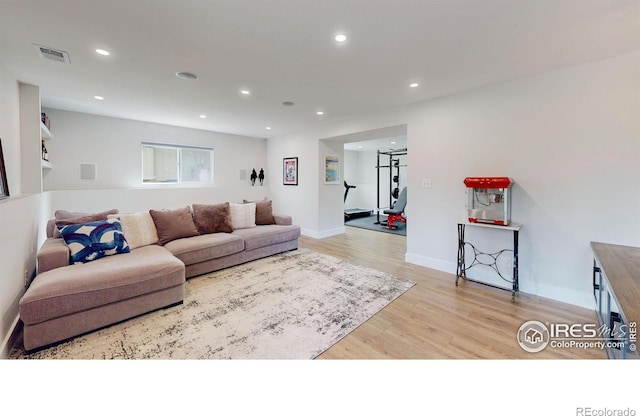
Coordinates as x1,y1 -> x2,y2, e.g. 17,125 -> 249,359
464,177 -> 514,225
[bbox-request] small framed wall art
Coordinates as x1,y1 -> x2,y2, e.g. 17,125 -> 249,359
0,139 -> 9,200
283,157 -> 298,186
324,155 -> 340,185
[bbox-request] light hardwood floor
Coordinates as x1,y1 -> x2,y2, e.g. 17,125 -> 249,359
301,226 -> 605,359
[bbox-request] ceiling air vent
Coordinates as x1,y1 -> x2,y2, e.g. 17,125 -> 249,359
33,44 -> 71,64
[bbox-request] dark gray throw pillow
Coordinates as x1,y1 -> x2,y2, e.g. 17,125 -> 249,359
192,203 -> 233,234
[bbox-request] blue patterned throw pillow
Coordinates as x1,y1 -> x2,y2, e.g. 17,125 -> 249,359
61,219 -> 130,264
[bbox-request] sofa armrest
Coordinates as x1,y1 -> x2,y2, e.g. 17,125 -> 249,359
37,238 -> 70,273
273,215 -> 292,226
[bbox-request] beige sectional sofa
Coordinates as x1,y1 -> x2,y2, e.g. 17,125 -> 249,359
19,202 -> 300,351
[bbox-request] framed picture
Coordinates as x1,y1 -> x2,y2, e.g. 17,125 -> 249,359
324,155 -> 340,184
283,157 -> 298,186
0,139 -> 9,200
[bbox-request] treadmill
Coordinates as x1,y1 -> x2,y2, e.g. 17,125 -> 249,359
344,181 -> 373,221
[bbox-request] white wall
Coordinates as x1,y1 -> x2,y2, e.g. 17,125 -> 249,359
0,62 -> 21,195
42,108 -> 267,191
40,109 -> 271,215
0,193 -> 49,357
266,135 -> 320,236
318,140 -> 345,236
404,51 -> 639,308
47,186 -> 271,218
269,51 -> 640,308
0,62 -> 51,358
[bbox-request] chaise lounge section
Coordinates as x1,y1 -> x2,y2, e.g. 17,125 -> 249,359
19,244 -> 185,352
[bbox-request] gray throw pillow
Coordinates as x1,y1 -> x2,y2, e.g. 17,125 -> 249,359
149,206 -> 199,245
192,203 -> 233,234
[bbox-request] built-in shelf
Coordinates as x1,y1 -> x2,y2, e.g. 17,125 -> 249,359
41,122 -> 53,140
40,122 -> 53,172
20,83 -> 52,193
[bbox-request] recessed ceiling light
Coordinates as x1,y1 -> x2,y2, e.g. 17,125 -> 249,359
391,141 -> 397,144
240,89 -> 251,95
316,111 -> 324,115
335,34 -> 347,42
199,115 -> 206,118
175,72 -> 198,81
93,95 -> 104,100
410,83 -> 419,88
95,49 -> 110,56
282,101 -> 295,106
266,126 -> 272,130
357,145 -> 363,149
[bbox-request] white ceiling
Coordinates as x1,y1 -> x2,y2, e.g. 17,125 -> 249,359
343,136 -> 407,152
1,0 -> 638,139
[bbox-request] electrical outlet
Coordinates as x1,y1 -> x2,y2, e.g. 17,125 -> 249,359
422,178 -> 432,188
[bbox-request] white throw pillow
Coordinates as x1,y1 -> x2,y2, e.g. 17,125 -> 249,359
108,211 -> 159,249
229,202 -> 256,230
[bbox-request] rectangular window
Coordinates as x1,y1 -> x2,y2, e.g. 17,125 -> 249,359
142,142 -> 213,184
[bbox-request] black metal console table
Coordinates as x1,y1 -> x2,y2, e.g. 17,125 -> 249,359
456,221 -> 522,302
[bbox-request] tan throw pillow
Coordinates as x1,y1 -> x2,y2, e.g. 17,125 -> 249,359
107,211 -> 159,249
149,206 -> 199,245
192,203 -> 233,234
54,209 -> 119,238
229,203 -> 256,230
243,199 -> 276,225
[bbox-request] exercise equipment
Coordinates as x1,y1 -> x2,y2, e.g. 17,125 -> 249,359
375,148 -> 407,227
383,187 -> 407,229
344,180 -> 373,221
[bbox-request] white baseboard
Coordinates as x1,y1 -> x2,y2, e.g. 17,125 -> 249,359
301,227 -> 345,239
0,315 -> 21,359
405,252 -> 457,275
405,252 -> 594,310
523,283 -> 595,310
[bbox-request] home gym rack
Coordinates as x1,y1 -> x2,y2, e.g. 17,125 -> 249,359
375,148 -> 407,225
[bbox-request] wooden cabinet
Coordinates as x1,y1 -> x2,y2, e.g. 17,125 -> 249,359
591,242 -> 639,359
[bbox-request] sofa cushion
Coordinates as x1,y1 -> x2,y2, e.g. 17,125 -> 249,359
192,203 -> 233,234
149,206 -> 199,245
108,211 -> 159,249
163,233 -> 244,266
19,245 -> 185,325
231,224 -> 301,251
243,199 -> 276,225
273,215 -> 293,226
37,238 -> 71,273
60,219 -> 131,264
229,202 -> 256,229
53,209 -> 119,238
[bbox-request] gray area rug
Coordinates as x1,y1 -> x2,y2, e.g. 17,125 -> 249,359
10,248 -> 414,359
346,214 -> 407,236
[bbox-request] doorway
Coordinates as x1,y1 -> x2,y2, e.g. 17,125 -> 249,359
343,136 -> 407,236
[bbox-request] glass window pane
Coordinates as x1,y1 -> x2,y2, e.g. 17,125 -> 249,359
142,146 -> 178,183
181,148 -> 212,182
